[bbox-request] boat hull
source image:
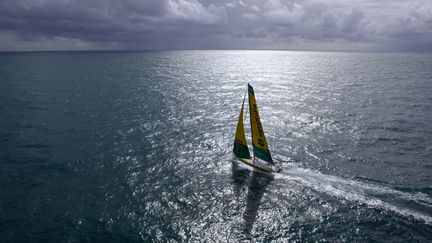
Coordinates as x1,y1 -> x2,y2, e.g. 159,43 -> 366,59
234,155 -> 275,173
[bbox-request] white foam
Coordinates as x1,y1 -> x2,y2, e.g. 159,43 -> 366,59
275,167 -> 432,225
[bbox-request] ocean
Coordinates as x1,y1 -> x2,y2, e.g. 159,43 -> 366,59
0,50 -> 431,241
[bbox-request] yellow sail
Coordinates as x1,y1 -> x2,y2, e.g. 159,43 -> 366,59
233,93 -> 251,159
248,84 -> 274,164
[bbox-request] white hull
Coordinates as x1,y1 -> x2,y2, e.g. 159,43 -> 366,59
233,154 -> 279,173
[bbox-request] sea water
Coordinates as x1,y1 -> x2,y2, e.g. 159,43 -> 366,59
1,50 -> 431,241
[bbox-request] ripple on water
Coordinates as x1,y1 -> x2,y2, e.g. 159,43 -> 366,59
1,51 -> 432,241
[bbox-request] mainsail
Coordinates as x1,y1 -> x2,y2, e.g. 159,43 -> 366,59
233,93 -> 251,159
248,84 -> 274,165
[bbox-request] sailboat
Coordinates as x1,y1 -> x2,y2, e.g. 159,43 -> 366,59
233,84 -> 279,173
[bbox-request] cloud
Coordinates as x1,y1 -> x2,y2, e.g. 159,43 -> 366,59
0,0 -> 431,51
167,0 -> 226,24
265,2 -> 305,25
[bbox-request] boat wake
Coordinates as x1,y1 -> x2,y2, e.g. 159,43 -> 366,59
274,166 -> 432,225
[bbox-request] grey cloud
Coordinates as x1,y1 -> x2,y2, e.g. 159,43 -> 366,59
0,0 -> 431,51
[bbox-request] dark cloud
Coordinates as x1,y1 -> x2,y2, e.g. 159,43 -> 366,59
0,0 -> 431,51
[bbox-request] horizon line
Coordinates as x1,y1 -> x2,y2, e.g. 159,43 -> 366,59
0,48 -> 430,54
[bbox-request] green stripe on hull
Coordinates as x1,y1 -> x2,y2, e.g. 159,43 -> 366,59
252,145 -> 274,165
234,140 -> 251,159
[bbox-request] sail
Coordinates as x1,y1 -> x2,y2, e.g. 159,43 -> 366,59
233,94 -> 251,159
248,84 -> 274,165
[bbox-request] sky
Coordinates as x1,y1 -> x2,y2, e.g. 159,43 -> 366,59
0,0 -> 431,52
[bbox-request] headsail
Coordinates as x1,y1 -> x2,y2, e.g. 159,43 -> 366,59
248,84 -> 274,165
233,93 -> 251,159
